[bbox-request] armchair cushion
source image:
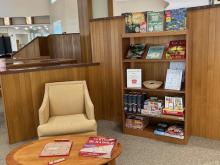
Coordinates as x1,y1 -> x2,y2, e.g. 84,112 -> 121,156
48,82 -> 84,116
37,114 -> 97,137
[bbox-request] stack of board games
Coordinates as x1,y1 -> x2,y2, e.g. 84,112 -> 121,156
166,40 -> 186,60
147,11 -> 164,32
123,12 -> 147,33
127,44 -> 146,59
125,115 -> 149,130
165,8 -> 187,31
79,137 -> 117,159
141,97 -> 164,116
163,96 -> 184,117
124,92 -> 147,114
154,123 -> 184,139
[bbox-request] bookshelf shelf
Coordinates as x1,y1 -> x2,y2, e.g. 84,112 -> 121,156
124,127 -> 186,144
125,113 -> 184,122
123,59 -> 186,63
122,30 -> 188,38
121,30 -> 191,144
124,87 -> 185,94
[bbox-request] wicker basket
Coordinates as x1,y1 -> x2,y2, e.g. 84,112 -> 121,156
143,80 -> 163,89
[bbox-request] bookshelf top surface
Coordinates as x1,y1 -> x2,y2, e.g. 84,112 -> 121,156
122,30 -> 188,38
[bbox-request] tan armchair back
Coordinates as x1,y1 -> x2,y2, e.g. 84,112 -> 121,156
46,81 -> 85,116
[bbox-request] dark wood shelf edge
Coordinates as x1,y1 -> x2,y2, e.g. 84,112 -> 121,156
124,87 -> 185,94
123,59 -> 186,63
125,113 -> 185,122
124,127 -> 187,144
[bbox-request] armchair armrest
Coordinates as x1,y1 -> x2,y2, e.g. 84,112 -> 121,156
39,91 -> 50,125
85,86 -> 95,120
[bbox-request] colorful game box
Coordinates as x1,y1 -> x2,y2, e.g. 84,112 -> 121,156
147,11 -> 164,32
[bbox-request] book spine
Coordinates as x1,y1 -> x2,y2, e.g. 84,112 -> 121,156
123,94 -> 129,113
128,93 -> 133,113
137,94 -> 142,114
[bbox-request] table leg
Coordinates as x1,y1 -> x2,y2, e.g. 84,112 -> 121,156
107,159 -> 116,165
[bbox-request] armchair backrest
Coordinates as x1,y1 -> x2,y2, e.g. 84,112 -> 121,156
46,81 -> 86,116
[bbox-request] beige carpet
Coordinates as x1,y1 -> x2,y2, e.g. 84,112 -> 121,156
1,117 -> 220,165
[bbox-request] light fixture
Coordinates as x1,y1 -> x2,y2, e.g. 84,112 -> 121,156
14,27 -> 19,30
37,27 -> 42,30
24,27 -> 29,31
26,17 -> 33,25
4,17 -> 10,26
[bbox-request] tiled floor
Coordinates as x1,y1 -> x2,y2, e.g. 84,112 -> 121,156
1,115 -> 220,165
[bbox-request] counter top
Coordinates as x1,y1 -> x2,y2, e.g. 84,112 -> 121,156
0,58 -> 99,74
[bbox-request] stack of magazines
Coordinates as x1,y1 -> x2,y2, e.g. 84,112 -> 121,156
79,137 -> 117,159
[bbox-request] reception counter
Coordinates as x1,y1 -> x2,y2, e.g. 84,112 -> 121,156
0,60 -> 102,144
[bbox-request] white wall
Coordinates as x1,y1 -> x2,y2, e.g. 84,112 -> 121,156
0,0 -> 49,17
0,28 -> 31,51
49,0 -> 79,33
113,0 -> 168,16
165,0 -> 210,9
92,0 -> 109,18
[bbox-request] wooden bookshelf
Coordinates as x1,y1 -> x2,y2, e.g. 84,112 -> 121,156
122,30 -> 187,38
123,59 -> 186,63
121,30 -> 191,144
124,87 -> 185,94
125,113 -> 184,122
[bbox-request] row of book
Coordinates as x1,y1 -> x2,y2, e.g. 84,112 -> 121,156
154,122 -> 184,139
127,40 -> 186,60
123,8 -> 187,33
124,94 -> 185,117
124,92 -> 147,114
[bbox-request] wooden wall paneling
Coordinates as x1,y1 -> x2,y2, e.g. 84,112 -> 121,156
90,18 -> 124,122
108,0 -> 114,17
38,37 -> 49,57
1,64 -> 102,144
14,37 -> 42,59
48,34 -> 82,61
77,0 -> 93,63
189,7 -> 220,140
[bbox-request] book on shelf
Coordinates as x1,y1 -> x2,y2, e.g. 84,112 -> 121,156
154,123 -> 184,139
127,44 -> 146,59
163,96 -> 184,117
147,11 -> 164,32
127,69 -> 142,88
146,46 -> 165,60
166,40 -> 186,60
123,12 -> 147,33
126,115 -> 149,130
165,69 -> 183,91
165,8 -> 187,31
40,141 -> 72,157
79,137 -> 117,159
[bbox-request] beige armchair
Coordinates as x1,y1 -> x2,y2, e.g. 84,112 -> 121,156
37,81 -> 97,138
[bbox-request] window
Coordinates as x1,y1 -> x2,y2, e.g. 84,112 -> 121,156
53,20 -> 62,34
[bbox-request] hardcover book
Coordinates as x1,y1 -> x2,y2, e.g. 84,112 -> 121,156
127,44 -> 146,59
123,12 -> 147,33
147,11 -> 164,32
166,40 -> 186,60
146,46 -> 165,59
79,137 -> 117,159
165,8 -> 187,31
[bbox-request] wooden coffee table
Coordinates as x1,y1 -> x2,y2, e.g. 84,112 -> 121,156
6,136 -> 122,165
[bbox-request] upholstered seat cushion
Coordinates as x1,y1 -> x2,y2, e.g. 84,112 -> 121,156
37,114 -> 97,137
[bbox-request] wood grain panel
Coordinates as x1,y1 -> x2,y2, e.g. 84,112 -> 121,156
13,34 -> 81,60
108,0 -> 114,17
48,34 -> 81,61
13,37 -> 42,59
189,7 -> 220,140
0,64 -> 102,144
90,18 -> 125,122
77,0 -> 93,63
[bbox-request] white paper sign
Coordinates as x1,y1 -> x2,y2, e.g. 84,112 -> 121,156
127,69 -> 142,88
165,69 -> 183,91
